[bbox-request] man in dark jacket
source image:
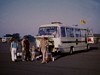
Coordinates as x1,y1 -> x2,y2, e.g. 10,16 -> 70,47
24,38 -> 30,61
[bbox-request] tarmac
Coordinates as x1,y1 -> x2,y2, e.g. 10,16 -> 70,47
0,43 -> 100,75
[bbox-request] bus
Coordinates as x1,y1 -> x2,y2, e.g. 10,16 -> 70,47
35,22 -> 94,55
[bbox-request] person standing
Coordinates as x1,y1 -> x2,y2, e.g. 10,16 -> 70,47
21,38 -> 26,61
10,38 -> 18,62
24,37 -> 30,61
31,45 -> 36,61
40,37 -> 48,64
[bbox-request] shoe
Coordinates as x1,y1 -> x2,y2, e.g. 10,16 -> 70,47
12,60 -> 17,62
31,58 -> 35,61
41,61 -> 46,64
52,57 -> 55,61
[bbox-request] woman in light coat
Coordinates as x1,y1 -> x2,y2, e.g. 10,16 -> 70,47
40,37 -> 48,63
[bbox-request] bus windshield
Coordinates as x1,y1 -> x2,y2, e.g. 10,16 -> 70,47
38,27 -> 57,36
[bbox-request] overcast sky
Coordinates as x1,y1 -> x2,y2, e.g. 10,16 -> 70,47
0,0 -> 100,37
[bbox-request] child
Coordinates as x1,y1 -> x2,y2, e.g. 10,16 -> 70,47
31,45 -> 36,61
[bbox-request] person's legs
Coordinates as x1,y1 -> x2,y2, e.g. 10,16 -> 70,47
14,49 -> 17,60
31,52 -> 35,61
25,50 -> 30,61
22,47 -> 25,61
25,51 -> 28,61
27,51 -> 30,60
45,51 -> 49,62
11,48 -> 15,61
41,50 -> 46,63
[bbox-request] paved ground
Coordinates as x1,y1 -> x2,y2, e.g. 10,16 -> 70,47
0,43 -> 100,75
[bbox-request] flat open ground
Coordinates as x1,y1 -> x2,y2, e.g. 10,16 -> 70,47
0,43 -> 100,75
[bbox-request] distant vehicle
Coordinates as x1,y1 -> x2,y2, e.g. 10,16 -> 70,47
2,37 -> 12,43
2,37 -> 7,42
35,22 -> 94,54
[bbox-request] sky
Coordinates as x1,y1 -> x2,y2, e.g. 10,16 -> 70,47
0,0 -> 100,37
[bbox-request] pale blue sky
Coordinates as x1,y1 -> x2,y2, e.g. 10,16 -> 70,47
0,0 -> 100,37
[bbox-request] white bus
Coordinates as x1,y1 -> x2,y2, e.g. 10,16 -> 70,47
35,22 -> 94,55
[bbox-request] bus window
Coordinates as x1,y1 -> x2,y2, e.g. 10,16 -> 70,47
38,27 -> 57,36
66,28 -> 74,37
61,27 -> 66,37
75,29 -> 81,37
81,29 -> 86,37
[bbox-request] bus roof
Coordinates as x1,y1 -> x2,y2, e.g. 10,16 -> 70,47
40,24 -> 61,27
39,23 -> 87,30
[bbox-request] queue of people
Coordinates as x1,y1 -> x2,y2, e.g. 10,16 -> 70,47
10,36 -> 51,64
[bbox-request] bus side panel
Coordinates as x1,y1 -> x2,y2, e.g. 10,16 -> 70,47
60,37 -> 88,53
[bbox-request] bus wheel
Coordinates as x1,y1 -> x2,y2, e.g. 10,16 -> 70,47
70,46 -> 74,54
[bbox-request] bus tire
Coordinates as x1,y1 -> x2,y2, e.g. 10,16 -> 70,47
70,46 -> 74,54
